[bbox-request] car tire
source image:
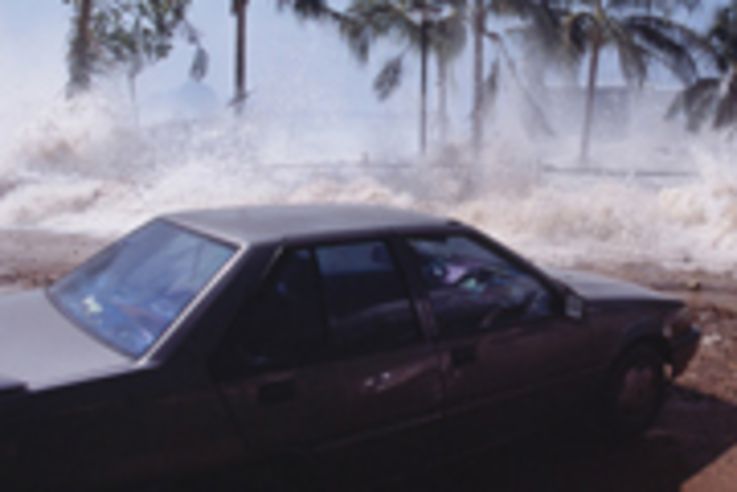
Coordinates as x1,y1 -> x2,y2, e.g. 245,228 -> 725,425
602,344 -> 666,438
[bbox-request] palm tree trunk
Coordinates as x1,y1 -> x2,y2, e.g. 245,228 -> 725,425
232,0 -> 248,114
580,38 -> 601,164
471,0 -> 484,156
419,12 -> 429,155
68,0 -> 94,95
437,55 -> 449,146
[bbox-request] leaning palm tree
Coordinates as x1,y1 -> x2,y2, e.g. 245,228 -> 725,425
668,3 -> 737,131
423,0 -> 561,154
554,0 -> 709,162
473,0 -> 564,146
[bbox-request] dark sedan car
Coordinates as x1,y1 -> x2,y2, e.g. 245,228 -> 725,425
0,205 -> 699,490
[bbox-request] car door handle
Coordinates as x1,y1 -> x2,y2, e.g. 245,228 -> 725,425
450,346 -> 477,368
258,379 -> 296,405
364,371 -> 393,392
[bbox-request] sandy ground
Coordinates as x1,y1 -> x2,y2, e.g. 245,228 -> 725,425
1,228 -> 736,491
0,229 -> 107,292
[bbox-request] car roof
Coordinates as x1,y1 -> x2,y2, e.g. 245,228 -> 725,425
164,204 -> 452,245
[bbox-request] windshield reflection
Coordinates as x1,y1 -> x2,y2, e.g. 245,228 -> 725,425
49,220 -> 236,357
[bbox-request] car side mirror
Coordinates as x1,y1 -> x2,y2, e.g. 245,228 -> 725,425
564,294 -> 584,320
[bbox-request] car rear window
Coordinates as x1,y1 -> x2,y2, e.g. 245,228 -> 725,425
49,220 -> 236,357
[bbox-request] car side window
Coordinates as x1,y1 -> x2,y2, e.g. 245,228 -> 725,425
315,241 -> 420,356
226,248 -> 328,372
407,235 -> 554,338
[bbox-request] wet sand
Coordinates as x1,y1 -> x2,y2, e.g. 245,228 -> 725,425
2,228 -> 737,491
0,228 -> 107,291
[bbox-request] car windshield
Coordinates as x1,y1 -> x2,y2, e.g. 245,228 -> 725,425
49,220 -> 236,358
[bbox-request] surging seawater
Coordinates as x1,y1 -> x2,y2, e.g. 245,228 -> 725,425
1,91 -> 736,273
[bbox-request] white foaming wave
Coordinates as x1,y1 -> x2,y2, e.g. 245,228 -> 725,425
1,92 -> 737,274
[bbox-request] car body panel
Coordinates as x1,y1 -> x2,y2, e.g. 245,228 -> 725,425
436,315 -> 600,454
546,267 -> 681,305
0,375 -> 25,395
216,343 -> 445,478
0,205 -> 701,489
14,366 -> 244,489
0,290 -> 130,390
167,204 -> 449,246
670,326 -> 701,376
311,343 -> 445,477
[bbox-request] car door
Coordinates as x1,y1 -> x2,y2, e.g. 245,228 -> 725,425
308,239 -> 444,478
211,241 -> 444,479
210,247 -> 342,459
400,233 -> 599,455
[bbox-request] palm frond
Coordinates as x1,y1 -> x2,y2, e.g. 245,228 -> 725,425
488,0 -> 568,20
707,6 -> 737,69
349,2 -> 421,41
276,0 -> 329,20
561,11 -> 599,57
189,45 -> 208,82
625,15 -> 720,83
337,16 -> 374,62
343,1 -> 468,63
506,1 -> 585,68
714,72 -> 737,128
373,54 -> 404,101
428,6 -> 467,60
667,78 -> 720,131
607,17 -> 649,86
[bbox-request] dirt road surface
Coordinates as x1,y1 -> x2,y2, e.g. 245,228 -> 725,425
2,228 -> 736,491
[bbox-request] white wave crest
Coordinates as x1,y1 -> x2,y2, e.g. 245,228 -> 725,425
1,91 -> 736,273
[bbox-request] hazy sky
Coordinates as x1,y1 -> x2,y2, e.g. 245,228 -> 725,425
0,1 -> 724,124
0,1 -> 414,116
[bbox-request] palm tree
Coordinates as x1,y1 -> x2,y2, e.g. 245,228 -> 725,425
311,0 -> 552,155
345,1 -> 467,154
548,0 -> 708,162
64,0 -> 205,98
668,3 -> 737,131
232,0 -> 249,113
67,0 -> 95,96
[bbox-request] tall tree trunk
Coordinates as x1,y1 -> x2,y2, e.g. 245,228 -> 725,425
419,13 -> 429,155
437,55 -> 449,146
580,38 -> 601,164
232,0 -> 248,114
68,0 -> 94,96
128,75 -> 140,126
471,0 -> 484,156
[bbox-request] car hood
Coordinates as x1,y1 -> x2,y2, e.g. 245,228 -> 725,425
546,268 -> 681,305
0,289 -> 130,390
0,374 -> 25,395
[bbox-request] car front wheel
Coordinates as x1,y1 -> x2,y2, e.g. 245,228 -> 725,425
603,344 -> 666,437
